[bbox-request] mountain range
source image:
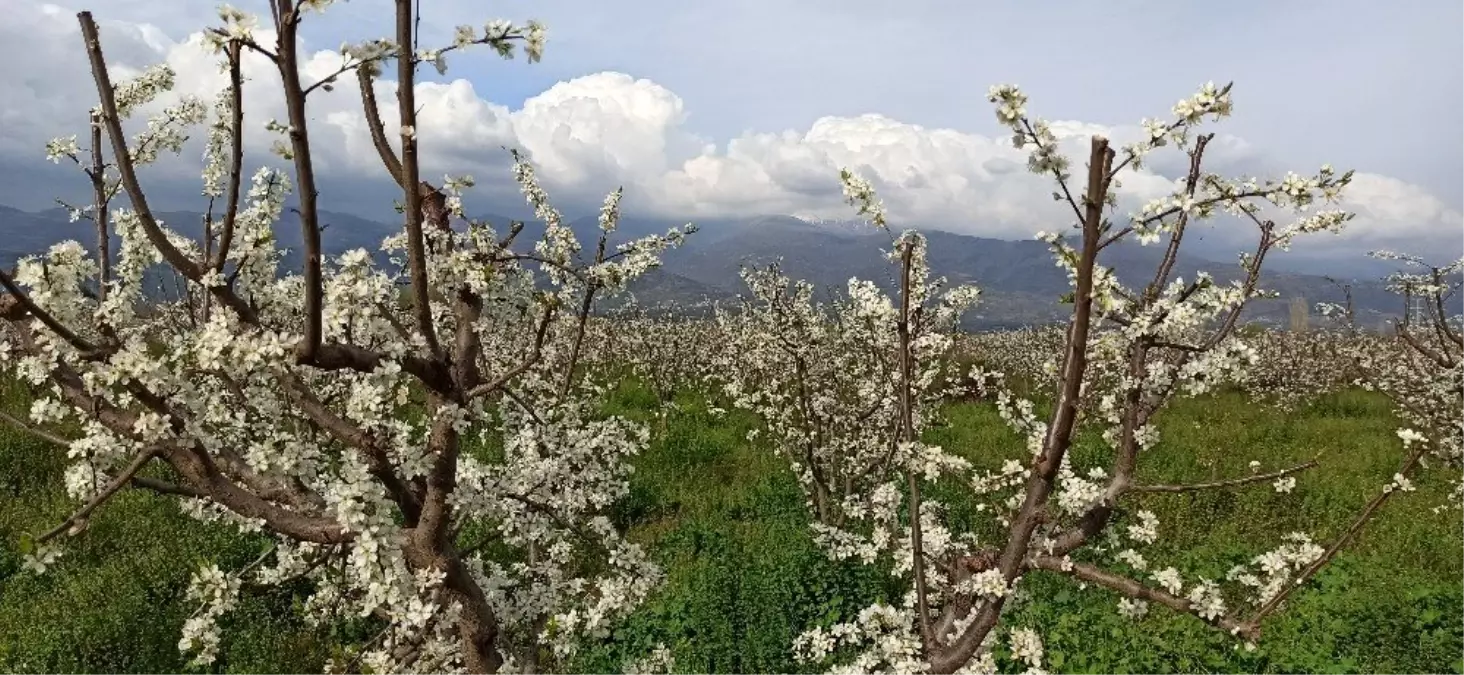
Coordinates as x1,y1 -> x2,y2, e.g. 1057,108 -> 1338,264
0,203 -> 1403,331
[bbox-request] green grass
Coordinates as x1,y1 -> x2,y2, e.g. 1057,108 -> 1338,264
0,377 -> 352,673
0,379 -> 1459,673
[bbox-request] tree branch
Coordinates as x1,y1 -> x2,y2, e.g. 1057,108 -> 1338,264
1028,554 -> 1252,636
212,40 -> 246,271
271,1 -> 327,361
0,409 -> 73,448
895,238 -> 934,647
356,68 -> 404,185
394,0 -> 442,361
1239,443 -> 1430,635
78,12 -> 257,323
931,137 -> 1115,674
1129,460 -> 1317,494
0,266 -> 101,355
466,303 -> 555,399
37,446 -> 160,543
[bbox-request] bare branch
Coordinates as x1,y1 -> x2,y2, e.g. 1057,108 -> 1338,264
356,67 -> 404,185
931,137 -> 1115,674
212,41 -> 246,271
131,476 -> 205,498
895,238 -> 934,647
1129,460 -> 1317,494
78,12 -> 258,323
270,4 -> 328,361
1144,134 -> 1213,304
560,227 -> 611,398
394,0 -> 444,361
78,13 -> 198,280
37,446 -> 160,543
0,409 -> 74,447
88,111 -> 111,302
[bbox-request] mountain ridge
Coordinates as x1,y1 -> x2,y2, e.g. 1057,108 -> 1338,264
0,204 -> 1400,330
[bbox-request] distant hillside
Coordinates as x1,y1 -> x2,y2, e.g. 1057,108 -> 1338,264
656,216 -> 1398,329
0,204 -> 1403,329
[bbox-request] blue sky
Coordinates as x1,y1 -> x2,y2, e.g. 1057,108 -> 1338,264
0,0 -> 1459,269
495,0 -> 1464,202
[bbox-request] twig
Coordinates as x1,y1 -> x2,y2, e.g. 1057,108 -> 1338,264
0,410 -> 74,447
37,446 -> 159,543
466,304 -> 556,399
212,41 -> 246,271
1129,460 -> 1317,494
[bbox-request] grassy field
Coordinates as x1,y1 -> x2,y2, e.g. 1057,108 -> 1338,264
1,376 -> 1460,673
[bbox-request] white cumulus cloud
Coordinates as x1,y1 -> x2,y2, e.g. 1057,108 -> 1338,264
1,1 -> 1457,259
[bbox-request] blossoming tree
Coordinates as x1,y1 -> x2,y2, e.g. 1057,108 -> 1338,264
1339,252 -> 1463,507
716,249 -> 978,529
774,82 -> 1457,674
0,2 -> 692,672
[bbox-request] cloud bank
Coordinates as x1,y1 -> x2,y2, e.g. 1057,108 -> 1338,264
1,2 -> 1458,263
